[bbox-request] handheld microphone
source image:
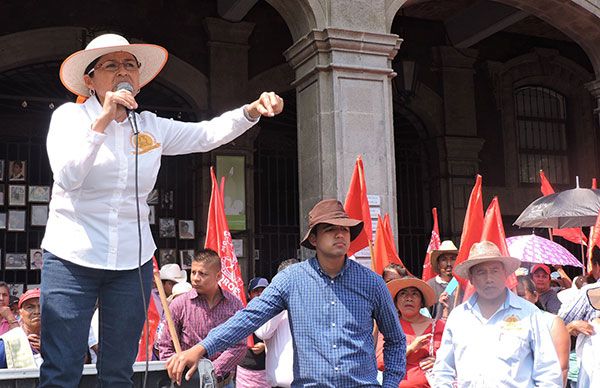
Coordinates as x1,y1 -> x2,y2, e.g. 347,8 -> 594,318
116,82 -> 139,134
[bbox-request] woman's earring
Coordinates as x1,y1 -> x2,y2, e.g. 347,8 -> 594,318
89,89 -> 95,96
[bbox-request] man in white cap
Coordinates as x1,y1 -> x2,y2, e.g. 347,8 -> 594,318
160,263 -> 187,298
426,240 -> 460,319
432,241 -> 562,387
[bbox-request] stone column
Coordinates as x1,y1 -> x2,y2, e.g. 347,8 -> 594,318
203,17 -> 256,280
432,46 -> 485,240
284,28 -> 401,259
586,78 -> 600,122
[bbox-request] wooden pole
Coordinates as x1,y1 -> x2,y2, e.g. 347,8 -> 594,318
153,271 -> 182,354
580,228 -> 586,276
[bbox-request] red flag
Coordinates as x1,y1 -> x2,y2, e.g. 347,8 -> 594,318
372,214 -> 410,275
480,197 -> 518,291
453,175 -> 484,293
539,170 -> 587,245
136,256 -> 161,361
593,178 -> 597,190
587,211 -> 600,273
422,208 -> 440,282
205,167 -> 247,306
344,155 -> 373,257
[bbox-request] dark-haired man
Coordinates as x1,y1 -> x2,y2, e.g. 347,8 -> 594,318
157,249 -> 244,386
167,199 -> 406,387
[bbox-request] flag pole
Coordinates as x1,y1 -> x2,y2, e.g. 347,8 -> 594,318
356,156 -> 376,264
581,228 -> 586,276
153,266 -> 182,354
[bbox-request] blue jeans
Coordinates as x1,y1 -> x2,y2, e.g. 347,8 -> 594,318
40,251 -> 152,387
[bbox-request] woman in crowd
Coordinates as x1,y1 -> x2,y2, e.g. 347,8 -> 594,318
516,275 -> 570,385
378,276 -> 444,387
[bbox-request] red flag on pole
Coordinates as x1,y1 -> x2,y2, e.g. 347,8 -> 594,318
453,175 -> 484,291
372,213 -> 411,275
422,208 -> 440,282
205,167 -> 248,306
480,197 -> 518,291
539,170 -> 587,245
136,257 -> 162,361
586,211 -> 600,273
344,155 -> 373,257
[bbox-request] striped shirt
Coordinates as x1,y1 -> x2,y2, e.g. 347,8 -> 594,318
201,257 -> 407,387
157,288 -> 245,377
559,280 -> 600,323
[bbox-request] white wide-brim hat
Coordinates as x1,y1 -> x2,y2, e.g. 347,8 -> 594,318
160,263 -> 187,283
453,240 -> 521,279
60,33 -> 168,97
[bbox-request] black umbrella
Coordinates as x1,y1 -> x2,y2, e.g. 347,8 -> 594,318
514,187 -> 600,228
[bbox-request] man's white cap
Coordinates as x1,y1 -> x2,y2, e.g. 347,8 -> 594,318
160,263 -> 187,283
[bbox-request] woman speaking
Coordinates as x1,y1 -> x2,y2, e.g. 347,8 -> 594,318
40,33 -> 283,387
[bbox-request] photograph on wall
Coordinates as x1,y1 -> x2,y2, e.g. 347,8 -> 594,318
178,220 -> 194,239
147,189 -> 159,205
7,210 -> 25,231
0,160 -> 4,181
31,205 -> 49,226
8,185 -> 26,206
27,284 -> 40,291
9,284 -> 24,297
0,213 -> 5,229
30,249 -> 43,270
8,161 -> 25,181
28,185 -> 50,203
180,249 -> 194,269
159,249 -> 177,267
159,218 -> 176,238
148,205 -> 156,225
0,185 -> 4,206
216,155 -> 246,230
5,253 -> 27,270
161,190 -> 174,210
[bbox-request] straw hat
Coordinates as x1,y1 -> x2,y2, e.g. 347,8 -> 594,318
300,199 -> 363,249
430,240 -> 458,273
454,241 -> 521,279
60,33 -> 168,97
387,277 -> 437,307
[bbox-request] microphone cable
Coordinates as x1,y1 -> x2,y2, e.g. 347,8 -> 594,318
127,108 -> 150,388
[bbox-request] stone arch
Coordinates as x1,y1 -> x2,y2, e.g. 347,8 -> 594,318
0,26 -> 209,111
264,0 -> 325,41
385,0 -> 600,76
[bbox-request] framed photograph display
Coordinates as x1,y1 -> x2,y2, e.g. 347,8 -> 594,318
30,249 -> 43,270
31,204 -> 49,226
8,161 -> 25,182
161,190 -> 174,210
8,185 -> 26,206
148,205 -> 156,225
216,155 -> 246,230
159,218 -> 176,238
178,220 -> 194,239
0,213 -> 5,229
0,160 -> 4,181
9,284 -> 24,297
8,210 -> 25,231
147,189 -> 159,205
5,253 -> 27,270
28,186 -> 50,203
159,249 -> 177,267
180,249 -> 194,269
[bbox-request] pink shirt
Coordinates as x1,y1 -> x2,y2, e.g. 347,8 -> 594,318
0,319 -> 10,336
157,288 -> 245,377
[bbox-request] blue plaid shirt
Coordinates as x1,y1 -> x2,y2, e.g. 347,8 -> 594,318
201,257 -> 406,387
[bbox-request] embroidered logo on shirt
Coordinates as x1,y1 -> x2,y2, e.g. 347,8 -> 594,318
130,132 -> 161,155
501,314 -> 522,331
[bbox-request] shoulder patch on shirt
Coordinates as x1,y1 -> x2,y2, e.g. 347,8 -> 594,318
130,132 -> 161,155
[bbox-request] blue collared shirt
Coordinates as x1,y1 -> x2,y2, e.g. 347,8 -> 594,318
432,289 -> 562,387
201,257 -> 406,387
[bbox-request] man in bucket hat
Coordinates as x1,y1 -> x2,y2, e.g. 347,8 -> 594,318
432,241 -> 562,387
167,199 -> 406,387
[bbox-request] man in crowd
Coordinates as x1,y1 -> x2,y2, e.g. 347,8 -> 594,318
0,282 -> 19,336
255,259 -> 299,388
157,249 -> 245,387
0,288 -> 42,368
236,277 -> 269,387
531,264 -> 562,314
166,199 -> 406,387
432,241 -> 562,387
426,240 -> 459,319
160,263 -> 187,298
